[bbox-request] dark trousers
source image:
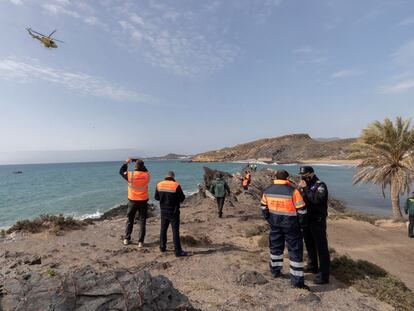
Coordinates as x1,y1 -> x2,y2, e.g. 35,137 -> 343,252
124,200 -> 147,242
409,215 -> 414,237
303,217 -> 330,280
160,212 -> 182,255
268,215 -> 304,287
216,197 -> 225,216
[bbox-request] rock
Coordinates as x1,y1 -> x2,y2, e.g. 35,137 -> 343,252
2,265 -> 196,311
23,255 -> 41,265
80,242 -> 89,247
237,271 -> 268,287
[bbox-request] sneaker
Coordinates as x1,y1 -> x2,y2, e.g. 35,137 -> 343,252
218,213 -> 223,218
123,239 -> 130,245
175,251 -> 190,257
138,242 -> 144,248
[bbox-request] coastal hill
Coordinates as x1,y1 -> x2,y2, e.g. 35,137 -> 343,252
192,134 -> 357,163
145,153 -> 192,161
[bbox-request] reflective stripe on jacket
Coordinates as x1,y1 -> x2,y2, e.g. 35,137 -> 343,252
260,180 -> 306,216
127,171 -> 150,201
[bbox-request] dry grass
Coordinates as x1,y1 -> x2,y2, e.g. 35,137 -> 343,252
180,234 -> 212,247
331,255 -> 414,311
6,214 -> 91,235
257,234 -> 269,248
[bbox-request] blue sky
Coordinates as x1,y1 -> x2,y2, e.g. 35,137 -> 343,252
0,0 -> 413,163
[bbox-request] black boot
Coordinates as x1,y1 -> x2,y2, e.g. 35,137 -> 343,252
313,273 -> 329,284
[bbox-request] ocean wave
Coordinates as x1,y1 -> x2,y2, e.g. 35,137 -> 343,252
231,160 -> 271,165
74,210 -> 103,220
184,189 -> 198,196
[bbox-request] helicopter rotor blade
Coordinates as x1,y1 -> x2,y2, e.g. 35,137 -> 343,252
48,29 -> 57,38
30,29 -> 48,37
53,39 -> 65,43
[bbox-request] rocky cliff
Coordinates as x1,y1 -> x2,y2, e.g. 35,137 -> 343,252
192,134 -> 356,163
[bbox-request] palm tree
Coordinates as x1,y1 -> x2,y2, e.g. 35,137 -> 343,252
350,117 -> 414,219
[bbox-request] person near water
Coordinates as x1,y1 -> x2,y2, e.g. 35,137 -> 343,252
404,192 -> 414,238
119,158 -> 150,247
242,171 -> 251,192
298,166 -> 330,284
210,172 -> 231,218
260,170 -> 308,289
155,171 -> 189,257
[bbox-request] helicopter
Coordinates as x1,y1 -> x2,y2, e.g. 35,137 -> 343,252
26,28 -> 64,48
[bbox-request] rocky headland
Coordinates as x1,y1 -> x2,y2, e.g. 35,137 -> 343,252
191,134 -> 356,163
1,167 -> 413,310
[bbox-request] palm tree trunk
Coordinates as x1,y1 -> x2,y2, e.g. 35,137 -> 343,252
390,180 -> 403,219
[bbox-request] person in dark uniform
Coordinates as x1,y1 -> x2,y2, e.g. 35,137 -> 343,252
155,171 -> 189,257
210,172 -> 231,218
260,170 -> 308,289
298,166 -> 330,284
404,192 -> 414,238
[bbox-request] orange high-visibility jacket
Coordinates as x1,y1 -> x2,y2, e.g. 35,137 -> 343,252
242,173 -> 251,187
127,171 -> 150,201
260,180 -> 306,216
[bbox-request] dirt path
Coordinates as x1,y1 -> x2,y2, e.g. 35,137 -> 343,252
328,218 -> 414,291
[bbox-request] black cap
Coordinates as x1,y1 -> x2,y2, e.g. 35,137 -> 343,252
299,166 -> 314,175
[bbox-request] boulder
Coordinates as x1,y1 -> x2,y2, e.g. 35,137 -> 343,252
237,271 -> 268,287
1,265 -> 196,311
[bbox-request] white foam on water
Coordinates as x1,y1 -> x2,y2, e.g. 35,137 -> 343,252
75,210 -> 103,220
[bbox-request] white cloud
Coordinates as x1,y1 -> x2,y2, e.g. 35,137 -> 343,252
331,69 -> 364,78
392,40 -> 414,66
42,3 -> 80,18
9,0 -> 23,5
380,79 -> 414,93
0,58 -> 156,104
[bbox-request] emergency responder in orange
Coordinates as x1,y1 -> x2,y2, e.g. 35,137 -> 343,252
119,158 -> 150,247
242,171 -> 251,192
155,171 -> 189,257
260,170 -> 308,289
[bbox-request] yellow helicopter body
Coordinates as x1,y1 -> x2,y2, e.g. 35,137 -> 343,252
26,28 -> 63,48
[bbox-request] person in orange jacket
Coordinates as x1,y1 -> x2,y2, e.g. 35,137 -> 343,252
242,171 -> 251,192
119,158 -> 150,247
260,170 -> 308,289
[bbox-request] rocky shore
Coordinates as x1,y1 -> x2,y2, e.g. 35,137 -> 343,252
1,167 -> 413,310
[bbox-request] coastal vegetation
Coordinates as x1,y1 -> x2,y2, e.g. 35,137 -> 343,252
331,255 -> 414,311
350,117 -> 414,219
6,214 -> 92,235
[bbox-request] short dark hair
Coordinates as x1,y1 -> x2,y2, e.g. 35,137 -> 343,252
275,170 -> 289,180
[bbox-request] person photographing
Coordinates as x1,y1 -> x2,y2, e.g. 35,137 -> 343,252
119,158 -> 150,247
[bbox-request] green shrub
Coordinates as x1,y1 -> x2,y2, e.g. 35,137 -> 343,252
331,255 -> 414,310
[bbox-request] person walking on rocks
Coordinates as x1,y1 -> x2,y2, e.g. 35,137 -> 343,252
210,172 -> 231,218
298,166 -> 330,284
120,158 -> 150,247
155,171 -> 189,257
260,170 -> 308,289
404,192 -> 414,238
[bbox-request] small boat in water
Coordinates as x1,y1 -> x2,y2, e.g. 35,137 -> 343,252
13,171 -> 23,174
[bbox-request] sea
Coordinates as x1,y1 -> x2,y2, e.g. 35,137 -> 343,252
0,160 -> 401,228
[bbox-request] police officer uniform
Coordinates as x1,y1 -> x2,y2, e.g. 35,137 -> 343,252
260,170 -> 308,288
299,166 -> 330,284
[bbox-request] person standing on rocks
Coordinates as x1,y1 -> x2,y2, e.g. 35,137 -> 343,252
242,171 -> 251,192
210,172 -> 231,218
119,158 -> 150,247
404,192 -> 414,238
298,166 -> 330,284
260,170 -> 308,289
155,171 -> 189,257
